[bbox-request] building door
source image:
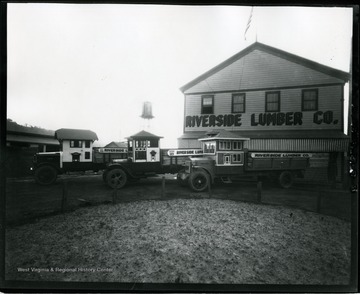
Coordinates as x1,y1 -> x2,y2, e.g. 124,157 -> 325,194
134,140 -> 147,162
224,155 -> 231,165
72,152 -> 81,162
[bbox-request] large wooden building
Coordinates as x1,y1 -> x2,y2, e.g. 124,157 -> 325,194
178,42 -> 350,185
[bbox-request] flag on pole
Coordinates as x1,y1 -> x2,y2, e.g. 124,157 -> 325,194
244,7 -> 254,40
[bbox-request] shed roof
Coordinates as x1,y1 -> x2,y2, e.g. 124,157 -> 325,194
127,130 -> 163,139
180,42 -> 350,93
7,134 -> 59,145
55,128 -> 98,141
7,120 -> 55,136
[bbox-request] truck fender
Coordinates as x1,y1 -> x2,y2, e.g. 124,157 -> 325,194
106,164 -> 134,178
36,162 -> 62,174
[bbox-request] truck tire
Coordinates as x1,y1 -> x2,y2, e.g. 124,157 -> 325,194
189,170 -> 210,192
278,171 -> 294,189
106,168 -> 127,189
35,165 -> 58,185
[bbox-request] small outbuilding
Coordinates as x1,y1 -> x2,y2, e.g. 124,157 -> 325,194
93,141 -> 128,162
55,128 -> 98,164
127,130 -> 163,162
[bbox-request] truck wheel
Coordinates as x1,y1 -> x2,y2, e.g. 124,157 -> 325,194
107,168 -> 127,189
35,165 -> 58,185
278,171 -> 294,189
189,170 -> 210,192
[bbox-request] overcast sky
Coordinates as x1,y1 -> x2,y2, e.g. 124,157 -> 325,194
7,4 -> 353,147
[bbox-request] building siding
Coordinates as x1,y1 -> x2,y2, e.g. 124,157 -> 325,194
62,140 -> 93,162
184,49 -> 345,94
244,138 -> 349,152
178,138 -> 348,152
184,84 -> 343,132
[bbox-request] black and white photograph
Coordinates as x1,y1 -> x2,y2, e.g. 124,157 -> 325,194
0,2 -> 358,292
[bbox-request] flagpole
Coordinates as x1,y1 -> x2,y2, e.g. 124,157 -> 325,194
244,6 -> 253,41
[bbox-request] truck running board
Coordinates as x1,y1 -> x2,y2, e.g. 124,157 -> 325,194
221,177 -> 233,184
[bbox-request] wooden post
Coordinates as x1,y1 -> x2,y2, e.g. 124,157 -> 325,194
161,176 -> 166,198
257,181 -> 262,203
316,191 -> 322,213
112,185 -> 117,204
208,183 -> 212,198
61,181 -> 68,212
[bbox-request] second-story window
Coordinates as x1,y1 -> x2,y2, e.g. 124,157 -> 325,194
70,140 -> 82,148
232,141 -> 243,150
219,141 -> 231,150
85,141 -> 91,148
232,93 -> 245,113
302,89 -> 318,111
265,91 -> 280,112
203,142 -> 216,154
201,95 -> 214,114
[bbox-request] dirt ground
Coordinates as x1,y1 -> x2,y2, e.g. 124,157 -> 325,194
3,173 -> 355,289
5,198 -> 352,285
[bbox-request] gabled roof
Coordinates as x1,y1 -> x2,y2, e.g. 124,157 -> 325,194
55,128 -> 98,141
199,129 -> 250,141
180,42 -> 350,93
104,141 -> 128,148
127,130 -> 163,139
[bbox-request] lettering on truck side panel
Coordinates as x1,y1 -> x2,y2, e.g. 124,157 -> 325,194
167,149 -> 204,157
250,153 -> 312,158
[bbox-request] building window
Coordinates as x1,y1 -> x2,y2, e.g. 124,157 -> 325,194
265,91 -> 280,112
85,141 -> 91,148
302,89 -> 318,111
85,152 -> 91,159
204,142 -> 216,154
232,93 -> 245,113
149,139 -> 159,148
128,140 -> 133,151
135,140 -> 147,148
201,95 -> 214,114
219,141 -> 231,150
232,153 -> 243,163
70,140 -> 82,148
232,141 -> 243,150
